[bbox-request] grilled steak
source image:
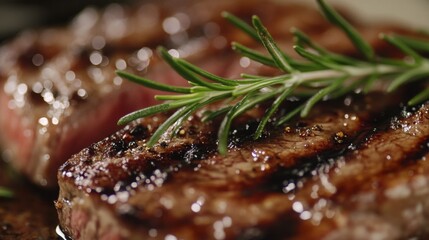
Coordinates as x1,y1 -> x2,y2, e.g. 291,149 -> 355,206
0,1 -> 168,187
54,2 -> 429,239
2,0 -> 316,187
57,88 -> 429,239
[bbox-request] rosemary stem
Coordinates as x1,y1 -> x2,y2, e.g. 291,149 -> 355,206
117,2 -> 429,155
223,62 -> 416,103
295,64 -> 401,83
244,64 -> 405,91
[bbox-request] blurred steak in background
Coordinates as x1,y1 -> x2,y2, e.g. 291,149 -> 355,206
0,0 -> 160,187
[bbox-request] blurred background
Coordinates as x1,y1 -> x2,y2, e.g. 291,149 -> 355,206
293,0 -> 429,30
0,0 -> 132,42
0,0 -> 428,43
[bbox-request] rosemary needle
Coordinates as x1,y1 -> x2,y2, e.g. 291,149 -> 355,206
0,187 -> 13,198
117,0 -> 429,155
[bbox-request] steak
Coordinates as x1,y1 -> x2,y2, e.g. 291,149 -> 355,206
0,1 -> 169,187
55,2 -> 429,239
56,89 -> 429,239
2,0 -> 315,187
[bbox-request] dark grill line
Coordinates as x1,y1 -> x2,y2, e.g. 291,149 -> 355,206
269,103 -> 429,239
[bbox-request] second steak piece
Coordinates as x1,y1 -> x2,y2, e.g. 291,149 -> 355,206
1,0 -> 287,187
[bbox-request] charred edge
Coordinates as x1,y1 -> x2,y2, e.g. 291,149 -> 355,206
107,125 -> 149,157
96,124 -> 150,158
99,141 -> 217,196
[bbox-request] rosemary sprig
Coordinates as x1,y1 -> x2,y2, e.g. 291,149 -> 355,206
117,0 -> 429,155
0,186 -> 13,198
